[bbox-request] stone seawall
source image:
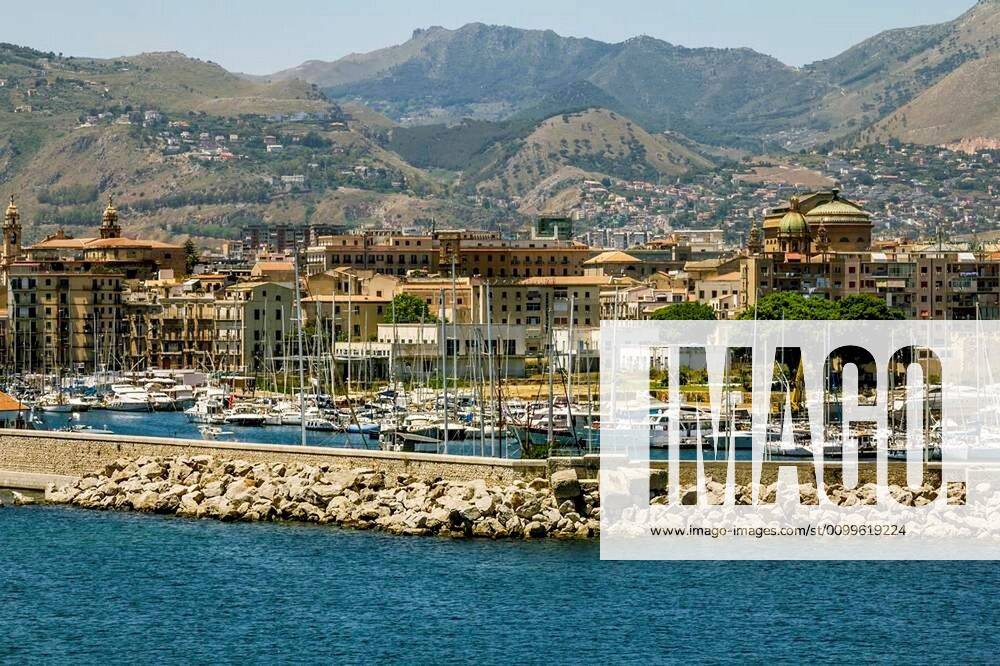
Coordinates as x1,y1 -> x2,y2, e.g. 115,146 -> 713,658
0,429 -> 547,486
0,429 -> 944,490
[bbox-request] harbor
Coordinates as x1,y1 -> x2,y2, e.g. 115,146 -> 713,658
8,368 -> 951,463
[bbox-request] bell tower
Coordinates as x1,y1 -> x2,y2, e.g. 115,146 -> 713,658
100,195 -> 121,239
1,194 -> 22,274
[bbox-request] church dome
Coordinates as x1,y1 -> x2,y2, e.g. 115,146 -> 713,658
778,195 -> 807,235
779,210 -> 807,234
804,199 -> 870,223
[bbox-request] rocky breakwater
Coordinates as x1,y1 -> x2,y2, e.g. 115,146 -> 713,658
44,456 -> 600,539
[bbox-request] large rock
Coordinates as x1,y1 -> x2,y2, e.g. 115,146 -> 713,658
551,469 -> 582,500
202,480 -> 227,498
131,490 -> 161,512
137,462 -> 165,480
224,479 -> 256,503
524,521 -> 547,538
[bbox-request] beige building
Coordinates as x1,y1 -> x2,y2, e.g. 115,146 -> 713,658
24,199 -> 185,280
303,293 -> 392,342
7,267 -> 124,372
212,281 -> 294,373
123,276 -> 228,370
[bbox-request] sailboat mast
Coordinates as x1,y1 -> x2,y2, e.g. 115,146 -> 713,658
292,247 -> 307,446
486,284 -> 496,457
440,288 -> 449,454
547,296 -> 555,450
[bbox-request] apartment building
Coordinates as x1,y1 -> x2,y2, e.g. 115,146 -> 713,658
7,267 -> 125,372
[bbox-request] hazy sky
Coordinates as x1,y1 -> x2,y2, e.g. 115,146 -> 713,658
4,0 -> 976,74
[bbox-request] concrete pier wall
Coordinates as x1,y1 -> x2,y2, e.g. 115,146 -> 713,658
0,429 -> 547,486
0,429 -> 943,491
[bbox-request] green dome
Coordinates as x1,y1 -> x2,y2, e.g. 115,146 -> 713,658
779,210 -> 807,234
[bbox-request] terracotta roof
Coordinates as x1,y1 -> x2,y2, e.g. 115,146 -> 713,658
705,271 -> 740,281
83,237 -> 182,249
518,275 -> 637,286
303,294 -> 392,303
0,390 -> 27,413
29,237 -> 93,249
584,250 -> 642,265
225,281 -> 289,292
251,261 -> 294,273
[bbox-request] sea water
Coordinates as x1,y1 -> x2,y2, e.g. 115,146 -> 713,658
0,504 -> 995,663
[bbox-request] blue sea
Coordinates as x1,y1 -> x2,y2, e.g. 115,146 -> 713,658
1,503 -> 996,663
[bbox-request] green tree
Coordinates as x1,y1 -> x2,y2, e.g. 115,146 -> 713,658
383,293 -> 438,323
650,301 -> 717,320
838,294 -> 904,320
183,239 -> 199,274
740,292 -> 903,320
739,292 -> 840,320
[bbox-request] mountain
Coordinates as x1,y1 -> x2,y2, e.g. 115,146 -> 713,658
264,24 -> 831,144
461,108 -> 711,202
808,0 -> 1000,144
270,2 -> 1000,148
0,44 -> 506,244
269,23 -> 830,146
863,53 -> 1000,144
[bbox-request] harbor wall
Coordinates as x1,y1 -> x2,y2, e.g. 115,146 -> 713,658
0,429 -> 942,491
0,429 -> 547,487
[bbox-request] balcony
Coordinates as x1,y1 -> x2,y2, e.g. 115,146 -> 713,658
949,279 -> 977,293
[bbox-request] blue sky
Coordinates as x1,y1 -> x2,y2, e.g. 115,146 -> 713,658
3,0 -> 976,74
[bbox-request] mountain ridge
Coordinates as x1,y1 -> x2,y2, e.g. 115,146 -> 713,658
266,3 -> 997,147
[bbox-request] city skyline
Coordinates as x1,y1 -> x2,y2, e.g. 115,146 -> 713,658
1,0 -> 977,74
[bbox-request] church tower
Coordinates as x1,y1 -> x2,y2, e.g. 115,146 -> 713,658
746,219 -> 762,255
100,195 -> 121,239
1,194 -> 22,273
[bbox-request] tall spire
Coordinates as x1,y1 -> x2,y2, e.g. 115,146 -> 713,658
4,194 -> 19,227
747,219 -> 762,255
2,193 -> 22,273
100,194 -> 121,239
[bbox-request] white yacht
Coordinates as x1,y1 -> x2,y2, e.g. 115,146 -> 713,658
105,385 -> 152,412
184,396 -> 226,424
223,402 -> 268,427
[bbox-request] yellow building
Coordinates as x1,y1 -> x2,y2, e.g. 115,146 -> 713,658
212,281 -> 294,373
303,293 -> 392,342
7,266 -> 124,372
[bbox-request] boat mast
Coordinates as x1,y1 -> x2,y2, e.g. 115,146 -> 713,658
450,254 -> 458,418
292,246 -> 306,446
485,284 -> 496,457
346,289 -> 352,398
547,295 -> 555,451
439,288 -> 449,454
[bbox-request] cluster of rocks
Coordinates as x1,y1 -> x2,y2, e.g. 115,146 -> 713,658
44,456 -> 600,539
646,478 -> 962,506
0,491 -> 36,507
